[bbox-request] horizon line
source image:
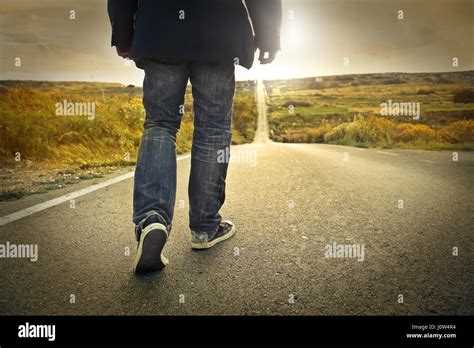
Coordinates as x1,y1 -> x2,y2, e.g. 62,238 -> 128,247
1,69 -> 472,86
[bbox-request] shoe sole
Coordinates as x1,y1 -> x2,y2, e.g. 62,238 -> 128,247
133,223 -> 169,273
191,223 -> 236,250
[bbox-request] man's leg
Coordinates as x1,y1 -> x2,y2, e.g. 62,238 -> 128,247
133,61 -> 189,268
188,62 -> 236,245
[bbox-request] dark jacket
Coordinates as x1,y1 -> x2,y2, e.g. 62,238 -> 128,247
107,0 -> 282,69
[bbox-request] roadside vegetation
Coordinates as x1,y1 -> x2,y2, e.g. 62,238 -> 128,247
264,71 -> 474,150
0,80 -> 257,200
0,80 -> 257,166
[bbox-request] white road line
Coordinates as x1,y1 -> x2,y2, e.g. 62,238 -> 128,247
0,154 -> 191,227
376,151 -> 399,156
340,146 -> 367,151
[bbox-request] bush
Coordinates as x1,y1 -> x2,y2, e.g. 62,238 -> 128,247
393,123 -> 437,143
438,120 -> 474,143
118,98 -> 145,129
233,89 -> 258,143
323,118 -> 472,147
324,123 -> 347,143
305,124 -> 334,142
282,124 -> 334,143
325,116 -> 396,146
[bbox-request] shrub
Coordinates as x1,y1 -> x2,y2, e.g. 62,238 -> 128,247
393,123 -> 437,143
118,98 -> 145,129
438,120 -> 474,143
233,89 -> 258,142
325,116 -> 396,145
324,123 -> 347,143
305,124 -> 334,142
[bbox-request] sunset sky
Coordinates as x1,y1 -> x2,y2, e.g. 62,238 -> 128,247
0,0 -> 472,84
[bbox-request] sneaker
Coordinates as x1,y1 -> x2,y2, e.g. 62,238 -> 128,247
191,221 -> 236,250
133,220 -> 169,273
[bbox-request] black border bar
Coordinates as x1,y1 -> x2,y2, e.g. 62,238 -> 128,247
0,315 -> 473,346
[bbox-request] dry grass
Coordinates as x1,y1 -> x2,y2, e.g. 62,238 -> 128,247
265,71 -> 474,150
0,81 -> 257,167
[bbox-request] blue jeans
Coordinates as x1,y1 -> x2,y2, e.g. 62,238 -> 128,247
133,60 -> 235,239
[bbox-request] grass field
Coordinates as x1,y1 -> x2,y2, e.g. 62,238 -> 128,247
264,71 -> 474,150
1,71 -> 473,201
0,80 -> 257,167
0,80 -> 257,200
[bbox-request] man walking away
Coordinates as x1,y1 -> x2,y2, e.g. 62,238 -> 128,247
107,0 -> 282,273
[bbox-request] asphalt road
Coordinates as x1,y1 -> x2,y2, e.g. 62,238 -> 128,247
0,81 -> 473,315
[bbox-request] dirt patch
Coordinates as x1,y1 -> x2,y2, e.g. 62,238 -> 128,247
0,161 -> 134,201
